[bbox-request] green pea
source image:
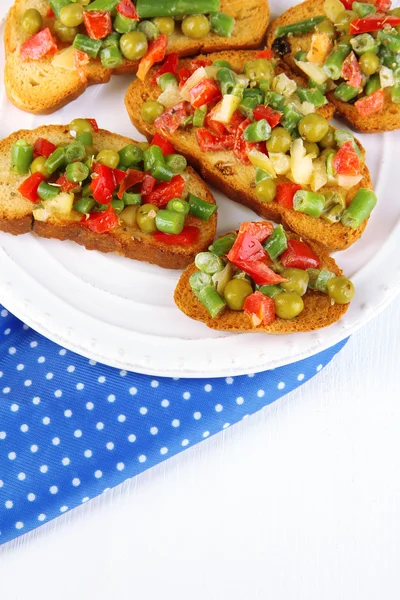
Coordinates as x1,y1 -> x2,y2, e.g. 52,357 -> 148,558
327,276 -> 355,304
152,16 -> 175,35
69,118 -> 94,137
266,127 -> 292,154
298,114 -> 330,143
281,269 -> 309,296
120,31 -> 148,60
136,203 -> 159,233
96,149 -> 120,169
54,19 -> 79,43
304,141 -> 320,156
335,10 -> 358,34
21,8 -> 43,35
59,3 -> 84,28
318,126 -> 336,149
223,279 -> 253,311
30,156 -> 50,179
360,52 -> 380,75
181,15 -> 211,39
255,179 -> 277,203
141,100 -> 164,124
65,161 -> 89,183
244,59 -> 274,83
120,205 -> 139,227
274,292 -> 304,319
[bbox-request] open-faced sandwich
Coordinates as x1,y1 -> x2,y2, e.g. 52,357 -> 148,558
267,0 -> 400,132
126,49 -> 376,252
4,0 -> 270,113
174,220 -> 355,332
0,119 -> 218,268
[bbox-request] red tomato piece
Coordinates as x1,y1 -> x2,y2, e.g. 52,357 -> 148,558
83,10 -> 112,40
178,67 -> 193,89
375,0 -> 391,11
244,291 -> 276,326
189,78 -> 222,109
275,183 -> 303,209
341,0 -> 354,8
253,104 -> 282,128
205,112 -> 226,136
195,128 -> 235,152
82,205 -> 119,233
20,27 -> 57,61
224,110 -> 245,133
18,172 -> 45,202
191,58 -> 213,69
233,259 -> 286,286
117,168 -> 145,199
333,141 -> 361,176
153,226 -> 200,245
350,15 -> 400,34
154,101 -> 188,136
238,221 -> 274,242
33,137 -> 56,158
87,118 -> 99,133
56,174 -> 79,194
341,52 -> 362,89
89,164 -> 117,204
74,49 -> 90,83
148,174 -> 185,207
227,232 -> 266,263
137,34 -> 168,81
116,0 -> 139,20
355,88 -> 385,116
47,6 -> 55,18
151,133 -> 175,155
280,240 -> 320,270
153,53 -> 179,84
256,49 -> 275,60
113,168 -> 128,186
141,173 -> 157,199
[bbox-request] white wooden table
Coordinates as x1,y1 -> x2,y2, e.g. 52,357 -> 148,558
1,298 -> 399,600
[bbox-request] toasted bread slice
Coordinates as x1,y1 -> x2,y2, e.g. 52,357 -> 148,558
0,125 -> 217,269
5,0 -> 270,114
267,0 -> 400,133
125,50 -> 372,252
174,230 -> 348,333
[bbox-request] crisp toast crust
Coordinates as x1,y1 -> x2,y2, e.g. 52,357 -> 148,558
174,231 -> 348,333
5,0 -> 270,114
266,0 -> 400,133
0,125 -> 217,269
125,50 -> 372,252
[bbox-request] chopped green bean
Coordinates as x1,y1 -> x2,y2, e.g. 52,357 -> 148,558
364,73 -> 381,95
307,268 -> 335,293
151,160 -> 174,181
100,46 -> 123,69
259,284 -> 283,299
143,145 -> 164,172
74,197 -> 96,214
11,140 -> 33,175
111,198 -> 125,214
157,73 -> 178,91
76,132 -> 93,146
49,0 -> 70,19
377,30 -> 400,54
323,40 -> 351,80
350,33 -> 378,56
195,252 -> 224,275
113,12 -> 137,33
293,190 -> 325,218
37,181 -> 60,201
136,0 -> 219,18
73,34 -> 102,58
243,119 -> 272,142
123,192 -> 142,206
210,12 -> 235,37
352,2 -> 376,17
188,193 -> 218,221
86,0 -> 119,11
119,144 -> 143,168
197,284 -> 226,317
296,86 -> 327,107
165,154 -> 187,174
65,161 -> 90,183
334,82 -> 360,102
217,67 -> 237,95
44,147 -> 66,175
102,32 -> 121,49
167,198 -> 190,215
208,233 -> 237,256
274,16 -> 326,39
213,60 -> 232,69
65,142 -> 86,164
138,20 -> 159,41
193,107 -> 207,127
263,225 -> 287,260
340,188 -> 377,228
155,209 -> 185,234
189,270 -> 213,295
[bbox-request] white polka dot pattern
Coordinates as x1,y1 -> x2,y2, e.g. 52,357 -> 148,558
0,304 -> 346,545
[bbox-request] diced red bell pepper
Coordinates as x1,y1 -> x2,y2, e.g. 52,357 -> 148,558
33,137 -> 56,158
275,183 -> 303,209
280,240 -> 320,270
224,110 -> 245,133
20,27 -> 58,61
244,291 -> 276,326
113,169 -> 127,186
141,173 -> 157,199
47,5 -> 55,18
82,205 -> 119,233
154,101 -> 188,136
117,168 -> 145,199
178,67 -> 193,89
153,226 -> 200,245
333,141 -> 361,176
189,78 -> 222,109
148,174 -> 185,207
153,53 -> 179,84
83,10 -> 112,40
18,172 -> 46,202
355,88 -> 385,116
89,164 -> 117,204
238,221 -> 274,242
350,14 -> 400,34
205,112 -> 226,136
137,34 -> 168,81
74,49 -> 90,83
56,174 -> 79,194
253,105 -> 282,128
191,58 -> 213,69
341,0 -> 354,8
151,133 -> 175,155
195,128 -> 235,152
375,0 -> 392,12
233,259 -> 286,285
116,0 -> 139,20
87,118 -> 99,133
233,118 -> 264,165
341,52 -> 362,89
227,232 -> 266,263
256,49 -> 275,60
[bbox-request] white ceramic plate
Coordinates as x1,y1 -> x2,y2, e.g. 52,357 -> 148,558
0,0 -> 399,378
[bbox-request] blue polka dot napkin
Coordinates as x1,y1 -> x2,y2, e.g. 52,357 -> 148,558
0,305 -> 348,545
